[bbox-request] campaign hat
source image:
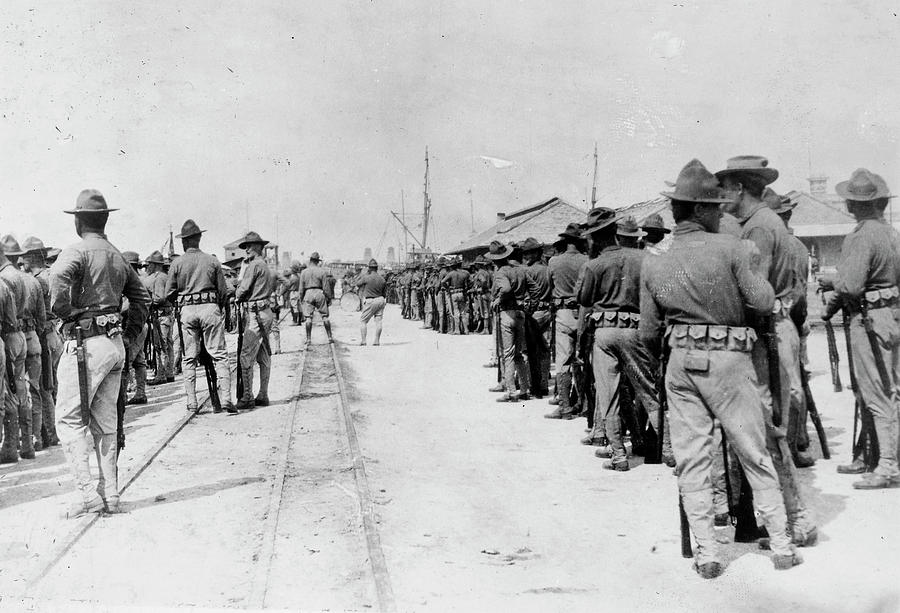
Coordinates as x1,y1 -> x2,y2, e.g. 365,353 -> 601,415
580,207 -> 618,237
121,251 -> 142,267
520,237 -> 543,252
0,235 -> 23,256
309,252 -> 321,262
64,189 -> 119,214
640,213 -> 670,234
662,159 -> 732,203
762,187 -> 796,214
714,155 -> 779,186
835,168 -> 894,202
21,236 -> 52,254
238,231 -> 269,249
484,240 -> 514,260
616,216 -> 644,238
144,250 -> 166,265
557,223 -> 584,241
368,258 -> 378,268
176,219 -> 205,239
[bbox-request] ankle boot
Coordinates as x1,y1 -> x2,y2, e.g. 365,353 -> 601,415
681,489 -> 720,568
62,431 -> 103,510
94,432 -> 120,512
0,409 -> 20,463
18,400 -> 35,459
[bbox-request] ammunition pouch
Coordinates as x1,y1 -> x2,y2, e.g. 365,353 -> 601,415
589,310 -> 640,329
863,286 -> 900,311
667,323 -> 756,353
523,299 -> 552,314
246,297 -> 273,312
177,291 -> 217,306
62,313 -> 124,341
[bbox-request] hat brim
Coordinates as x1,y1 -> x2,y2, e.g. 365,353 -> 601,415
580,218 -> 619,237
834,180 -> 894,202
714,167 -> 779,186
485,245 -> 514,260
660,191 -> 732,204
64,208 -> 119,214
238,239 -> 270,249
616,229 -> 644,238
642,226 -> 671,234
3,249 -> 24,256
175,230 -> 205,239
557,232 -> 585,241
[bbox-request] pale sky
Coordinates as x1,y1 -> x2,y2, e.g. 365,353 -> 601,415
2,1 -> 899,262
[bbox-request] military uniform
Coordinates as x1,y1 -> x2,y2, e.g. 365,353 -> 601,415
357,259 -> 387,345
298,253 -> 333,344
442,262 -> 471,335
546,226 -> 588,418
487,241 -> 531,401
144,251 -> 176,385
165,219 -> 233,411
0,244 -> 32,462
640,159 -> 799,575
50,190 -> 149,514
120,252 -> 150,404
234,232 -> 277,407
21,251 -> 47,451
522,241 -> 552,398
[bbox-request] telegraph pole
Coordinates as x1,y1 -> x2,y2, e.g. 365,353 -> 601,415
591,142 -> 599,210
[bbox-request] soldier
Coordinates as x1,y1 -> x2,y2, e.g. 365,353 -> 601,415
357,258 -> 387,346
289,261 -> 304,325
821,169 -> 900,489
298,252 -> 333,346
411,262 -> 425,322
640,213 -> 671,255
616,216 -> 644,249
521,237 -> 552,398
640,159 -> 801,577
50,189 -> 149,515
143,250 -> 176,386
577,209 -> 660,470
717,155 -> 817,543
121,251 -> 149,405
166,219 -> 235,413
486,241 -> 531,402
165,254 -> 184,374
443,257 -> 471,335
0,237 -> 48,452
0,236 -> 32,462
421,263 -> 435,330
545,223 -> 588,420
21,236 -> 62,448
234,232 -> 276,410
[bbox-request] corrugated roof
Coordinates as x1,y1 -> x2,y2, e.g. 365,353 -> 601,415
444,196 -> 588,255
613,196 -> 673,228
784,190 -> 854,229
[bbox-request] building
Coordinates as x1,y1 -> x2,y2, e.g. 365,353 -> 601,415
444,196 -> 587,260
222,237 -> 281,270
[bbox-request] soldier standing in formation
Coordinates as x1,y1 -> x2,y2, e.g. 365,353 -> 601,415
0,236 -> 31,461
144,250 -> 176,386
298,252 -> 334,346
166,219 -> 235,414
443,257 -> 470,335
234,232 -> 276,410
471,256 -> 493,334
121,251 -> 149,405
486,241 -> 531,402
521,237 -> 552,398
356,258 -> 387,346
50,190 -> 149,515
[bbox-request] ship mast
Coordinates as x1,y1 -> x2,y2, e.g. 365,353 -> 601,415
422,147 -> 431,249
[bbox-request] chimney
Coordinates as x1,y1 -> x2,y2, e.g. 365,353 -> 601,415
807,175 -> 828,197
363,247 -> 372,260
496,212 -> 506,222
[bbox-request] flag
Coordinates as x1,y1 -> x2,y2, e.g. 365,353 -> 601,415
479,155 -> 515,169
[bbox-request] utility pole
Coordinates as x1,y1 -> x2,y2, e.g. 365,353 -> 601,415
401,190 -> 407,263
468,187 -> 475,233
422,147 -> 431,249
591,142 -> 599,210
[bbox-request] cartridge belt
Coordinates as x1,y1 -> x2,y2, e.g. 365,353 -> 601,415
589,310 -> 640,329
863,286 -> 900,311
247,298 -> 273,312
178,291 -> 217,306
62,313 -> 123,341
666,323 -> 756,353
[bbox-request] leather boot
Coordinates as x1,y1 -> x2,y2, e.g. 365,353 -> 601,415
0,408 -> 20,463
215,358 -> 232,408
752,487 -> 801,565
93,432 -> 120,512
18,398 -> 35,459
836,457 -> 867,474
62,431 -> 104,514
324,321 -> 334,343
681,489 -> 720,569
556,372 -> 573,412
258,361 -> 270,403
133,365 -> 147,401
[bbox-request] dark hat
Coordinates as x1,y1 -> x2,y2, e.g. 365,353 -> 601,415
714,155 -> 779,186
581,207 -> 618,237
176,219 -> 205,239
21,236 -> 50,254
640,213 -> 670,234
762,187 -> 796,214
662,159 -> 732,204
238,231 -> 270,249
290,260 -> 304,273
144,250 -> 166,265
616,216 -> 644,238
484,240 -> 514,260
520,237 -> 543,252
368,258 -> 378,268
64,189 -> 119,215
450,257 -> 461,267
835,168 -> 894,202
309,252 -> 321,262
121,251 -> 142,266
0,235 -> 23,256
475,255 -> 488,265
557,222 -> 584,242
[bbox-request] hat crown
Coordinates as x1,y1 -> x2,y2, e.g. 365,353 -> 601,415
178,219 -> 204,238
368,258 -> 378,267
75,189 -> 108,212
847,168 -> 879,199
723,155 -> 770,171
0,235 -> 22,255
121,250 -> 140,265
617,216 -> 639,233
665,159 -> 729,203
238,231 -> 268,247
145,250 -> 166,264
21,236 -> 46,253
585,207 -> 616,228
520,237 -> 542,252
641,213 -> 665,230
309,252 -> 321,260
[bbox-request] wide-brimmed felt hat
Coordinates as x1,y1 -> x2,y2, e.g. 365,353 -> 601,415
484,240 -> 514,260
557,223 -> 584,242
64,189 -> 119,215
475,255 -> 488,265
640,213 -> 670,234
762,187 -> 796,214
144,250 -> 166,265
176,219 -> 205,239
21,236 -> 50,254
714,155 -> 779,186
121,251 -> 142,266
581,207 -> 618,237
616,216 -> 644,238
238,231 -> 270,249
368,258 -> 378,268
46,248 -> 61,261
0,235 -> 23,256
309,252 -> 321,262
835,168 -> 895,202
662,159 -> 732,204
520,237 -> 543,252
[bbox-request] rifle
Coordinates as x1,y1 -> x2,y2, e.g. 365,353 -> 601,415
467,291 -> 475,333
39,330 -> 53,389
118,339 -> 129,451
842,308 -> 878,469
658,345 -> 692,558
819,290 -> 842,392
236,305 -> 245,400
149,308 -> 165,374
74,325 -> 90,427
799,365 -> 831,459
549,305 -> 556,364
578,316 -> 596,429
494,308 -> 503,384
253,307 -> 272,356
198,338 -> 221,412
758,314 -> 783,428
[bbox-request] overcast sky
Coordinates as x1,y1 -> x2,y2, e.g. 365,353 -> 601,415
2,1 -> 898,262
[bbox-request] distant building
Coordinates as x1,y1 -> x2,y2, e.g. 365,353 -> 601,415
386,247 -> 396,262
363,247 -> 373,261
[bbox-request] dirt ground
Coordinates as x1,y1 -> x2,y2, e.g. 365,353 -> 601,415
0,305 -> 897,612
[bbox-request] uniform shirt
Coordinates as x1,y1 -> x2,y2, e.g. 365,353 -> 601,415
235,253 -> 276,302
576,245 -> 644,313
737,203 -> 801,303
639,221 -> 775,347
473,268 -> 492,292
356,271 -> 387,298
833,217 -> 900,300
49,231 -> 149,341
492,263 -> 528,310
22,272 -> 47,330
525,261 -> 552,302
548,246 -> 588,299
143,270 -> 170,308
165,247 -> 228,303
35,267 -> 56,321
298,264 -> 328,295
787,232 -> 809,325
443,268 -> 471,291
0,281 -> 16,333
0,261 -> 27,321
